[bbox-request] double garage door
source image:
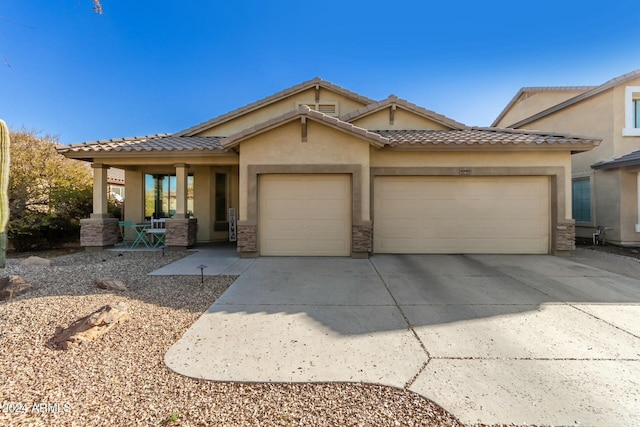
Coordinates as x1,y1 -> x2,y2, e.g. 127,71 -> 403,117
259,174 -> 550,256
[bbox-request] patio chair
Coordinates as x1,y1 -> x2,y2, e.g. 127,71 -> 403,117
593,225 -> 606,245
146,218 -> 167,248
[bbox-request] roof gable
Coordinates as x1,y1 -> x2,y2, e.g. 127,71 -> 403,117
341,95 -> 467,130
221,106 -> 388,149
177,78 -> 375,137
497,69 -> 640,128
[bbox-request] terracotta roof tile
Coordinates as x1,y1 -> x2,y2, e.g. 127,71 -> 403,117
592,149 -> 640,170
57,134 -> 225,154
341,95 -> 468,130
373,127 -> 600,150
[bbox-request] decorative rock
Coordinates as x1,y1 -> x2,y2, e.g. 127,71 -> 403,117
20,256 -> 52,267
95,277 -> 127,292
0,275 -> 32,301
53,302 -> 130,350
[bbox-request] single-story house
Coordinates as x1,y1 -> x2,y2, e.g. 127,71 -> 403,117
492,69 -> 640,245
58,78 -> 600,257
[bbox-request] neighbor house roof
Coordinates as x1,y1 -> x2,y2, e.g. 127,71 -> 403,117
374,128 -> 600,151
592,149 -> 640,170
497,69 -> 640,128
491,86 -> 596,127
340,95 -> 468,130
222,105 -> 388,149
57,134 -> 226,157
176,77 -> 376,137
107,168 -> 125,184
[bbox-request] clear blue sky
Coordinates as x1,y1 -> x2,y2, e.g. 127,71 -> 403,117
1,1 -> 639,144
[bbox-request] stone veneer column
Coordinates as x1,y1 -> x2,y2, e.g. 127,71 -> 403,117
80,164 -> 118,250
237,221 -> 257,257
554,220 -> 576,255
352,222 -> 372,259
165,218 -> 197,249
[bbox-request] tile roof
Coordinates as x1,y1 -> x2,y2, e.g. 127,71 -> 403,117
491,86 -> 596,127
107,168 -> 125,184
176,77 -> 377,137
222,105 -> 388,148
340,95 -> 468,130
592,149 -> 640,170
57,134 -> 225,154
500,69 -> 640,128
374,128 -> 600,150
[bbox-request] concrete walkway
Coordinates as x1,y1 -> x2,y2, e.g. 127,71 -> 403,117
149,243 -> 255,276
165,253 -> 640,426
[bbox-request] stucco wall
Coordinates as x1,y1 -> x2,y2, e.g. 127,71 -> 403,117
238,120 -> 371,220
195,88 -> 368,137
496,90 -> 587,129
523,90 -> 613,176
351,108 -> 451,130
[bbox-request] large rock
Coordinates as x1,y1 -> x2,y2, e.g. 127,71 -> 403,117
20,256 -> 52,267
53,302 -> 130,350
95,277 -> 127,292
0,275 -> 32,301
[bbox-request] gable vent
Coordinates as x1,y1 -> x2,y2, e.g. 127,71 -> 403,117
296,101 -> 339,116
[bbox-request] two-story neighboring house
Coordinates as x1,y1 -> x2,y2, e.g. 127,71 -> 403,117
493,69 -> 640,246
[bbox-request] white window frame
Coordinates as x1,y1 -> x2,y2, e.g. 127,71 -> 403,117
622,86 -> 640,136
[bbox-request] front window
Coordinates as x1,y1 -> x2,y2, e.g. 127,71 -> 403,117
145,174 -> 194,219
623,86 -> 640,136
572,178 -> 591,223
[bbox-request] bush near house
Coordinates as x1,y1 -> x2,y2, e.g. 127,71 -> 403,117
7,129 -> 93,252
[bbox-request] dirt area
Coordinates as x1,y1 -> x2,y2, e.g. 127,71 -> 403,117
576,237 -> 640,260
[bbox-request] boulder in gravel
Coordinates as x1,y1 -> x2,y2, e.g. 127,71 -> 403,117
95,277 -> 127,292
0,275 -> 32,301
53,302 -> 130,350
20,256 -> 52,267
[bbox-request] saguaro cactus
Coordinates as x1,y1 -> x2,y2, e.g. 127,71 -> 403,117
0,119 -> 9,268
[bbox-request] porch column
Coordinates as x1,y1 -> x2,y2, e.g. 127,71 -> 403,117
80,163 -> 118,250
91,163 -> 109,218
636,172 -> 640,232
174,163 -> 189,219
165,163 -> 197,249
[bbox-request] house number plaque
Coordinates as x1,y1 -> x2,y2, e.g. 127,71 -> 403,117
459,168 -> 472,175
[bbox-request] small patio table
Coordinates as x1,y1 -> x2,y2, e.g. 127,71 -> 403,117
133,223 -> 152,248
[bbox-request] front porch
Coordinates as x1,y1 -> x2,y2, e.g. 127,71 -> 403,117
80,157 -> 240,251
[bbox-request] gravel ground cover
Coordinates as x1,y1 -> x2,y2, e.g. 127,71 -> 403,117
0,250 -> 469,427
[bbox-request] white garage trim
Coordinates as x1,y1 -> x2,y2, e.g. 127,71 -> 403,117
374,176 -> 550,254
259,174 -> 352,256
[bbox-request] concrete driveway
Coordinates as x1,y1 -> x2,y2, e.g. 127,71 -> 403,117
165,252 -> 640,426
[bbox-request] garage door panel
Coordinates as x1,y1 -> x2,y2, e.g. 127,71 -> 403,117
374,176 -> 549,254
260,174 -> 351,256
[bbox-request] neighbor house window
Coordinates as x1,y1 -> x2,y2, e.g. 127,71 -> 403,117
145,174 -> 194,219
623,86 -> 640,136
572,178 -> 591,223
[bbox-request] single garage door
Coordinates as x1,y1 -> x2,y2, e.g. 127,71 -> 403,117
259,174 -> 351,256
374,176 -> 550,254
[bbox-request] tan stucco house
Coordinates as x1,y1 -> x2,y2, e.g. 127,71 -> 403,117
58,78 -> 599,257
493,69 -> 640,246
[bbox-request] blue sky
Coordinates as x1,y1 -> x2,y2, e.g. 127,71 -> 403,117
1,1 -> 639,144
